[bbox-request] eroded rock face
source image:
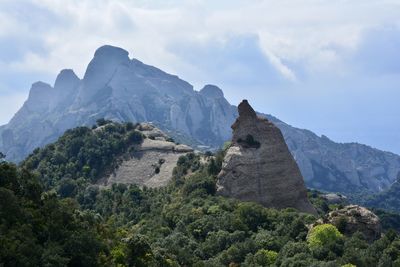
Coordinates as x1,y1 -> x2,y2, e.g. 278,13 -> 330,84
217,100 -> 317,214
102,123 -> 193,188
321,193 -> 348,204
320,205 -> 381,242
2,44 -> 400,197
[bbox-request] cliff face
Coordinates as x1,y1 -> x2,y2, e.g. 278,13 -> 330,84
102,123 -> 193,188
268,116 -> 400,194
217,100 -> 317,214
0,45 -> 235,162
1,45 -> 399,194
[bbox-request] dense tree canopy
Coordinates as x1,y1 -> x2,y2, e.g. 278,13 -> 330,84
22,121 -> 144,196
2,122 -> 400,266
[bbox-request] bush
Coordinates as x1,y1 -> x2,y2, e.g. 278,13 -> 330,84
307,224 -> 343,249
127,130 -> 143,144
245,249 -> 278,266
182,172 -> 216,196
96,118 -> 109,126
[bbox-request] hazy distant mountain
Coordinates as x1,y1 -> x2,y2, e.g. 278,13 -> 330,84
354,174 -> 400,212
1,45 -> 399,194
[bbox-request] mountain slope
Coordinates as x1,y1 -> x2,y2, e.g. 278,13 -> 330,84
22,121 -> 194,194
1,45 -> 399,194
354,175 -> 400,213
269,116 -> 400,193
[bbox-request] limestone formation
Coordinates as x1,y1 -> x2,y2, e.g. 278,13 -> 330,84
217,100 -> 317,214
321,193 -> 348,204
102,123 -> 193,188
319,205 -> 381,242
2,45 -> 400,196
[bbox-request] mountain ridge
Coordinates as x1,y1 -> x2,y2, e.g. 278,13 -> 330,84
1,44 -> 399,194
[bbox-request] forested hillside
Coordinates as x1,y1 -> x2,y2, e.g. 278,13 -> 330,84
2,122 -> 400,266
2,154 -> 400,266
22,120 -> 144,195
0,161 -> 104,266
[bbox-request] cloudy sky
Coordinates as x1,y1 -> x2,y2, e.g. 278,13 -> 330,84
0,0 -> 399,153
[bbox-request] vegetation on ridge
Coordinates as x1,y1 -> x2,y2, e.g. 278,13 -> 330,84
1,121 -> 400,266
22,120 -> 144,197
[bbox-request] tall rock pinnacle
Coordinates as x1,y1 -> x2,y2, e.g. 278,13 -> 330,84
216,100 -> 317,214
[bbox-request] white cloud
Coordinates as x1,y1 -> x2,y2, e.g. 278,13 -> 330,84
1,0 -> 400,153
2,0 -> 399,80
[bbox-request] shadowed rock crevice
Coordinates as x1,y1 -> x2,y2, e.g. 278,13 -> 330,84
217,100 -> 317,214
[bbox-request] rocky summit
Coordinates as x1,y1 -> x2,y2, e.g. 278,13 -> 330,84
217,100 -> 317,214
318,205 -> 382,242
1,44 -> 400,195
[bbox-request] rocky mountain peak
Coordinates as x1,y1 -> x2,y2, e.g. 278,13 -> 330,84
24,82 -> 54,113
28,81 -> 53,100
2,45 -> 400,197
200,84 -> 224,98
29,81 -> 52,93
237,99 -> 257,119
54,69 -> 80,89
217,100 -> 317,214
79,45 -> 131,104
94,45 -> 129,60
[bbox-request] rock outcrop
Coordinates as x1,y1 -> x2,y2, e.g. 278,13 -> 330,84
318,205 -> 381,242
217,100 -> 317,214
1,44 -> 400,196
102,123 -> 193,188
321,193 -> 348,204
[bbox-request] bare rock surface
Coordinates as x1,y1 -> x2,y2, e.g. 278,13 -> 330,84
102,123 -> 193,188
320,205 -> 381,242
3,45 -> 400,196
217,100 -> 317,214
321,193 -> 348,204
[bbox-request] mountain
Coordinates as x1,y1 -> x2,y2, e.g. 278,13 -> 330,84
217,100 -> 316,214
22,120 -> 195,195
354,174 -> 400,213
4,146 -> 399,266
269,117 -> 400,194
1,45 -> 399,194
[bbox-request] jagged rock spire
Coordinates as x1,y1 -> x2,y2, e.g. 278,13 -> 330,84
217,100 -> 317,214
237,99 -> 257,118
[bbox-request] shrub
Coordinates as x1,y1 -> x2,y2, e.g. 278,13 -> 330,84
307,224 -> 343,249
182,172 -> 216,196
247,249 -> 278,266
96,118 -> 108,126
127,131 -> 143,144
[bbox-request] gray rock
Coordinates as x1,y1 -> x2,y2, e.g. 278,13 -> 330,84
321,193 -> 348,204
319,205 -> 381,242
1,45 -> 400,196
101,123 -> 193,188
174,144 -> 194,153
217,100 -> 317,214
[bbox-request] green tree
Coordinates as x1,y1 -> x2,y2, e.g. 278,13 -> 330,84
245,249 -> 278,266
307,224 -> 343,249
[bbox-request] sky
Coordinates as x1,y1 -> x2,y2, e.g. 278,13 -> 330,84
0,0 -> 399,153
